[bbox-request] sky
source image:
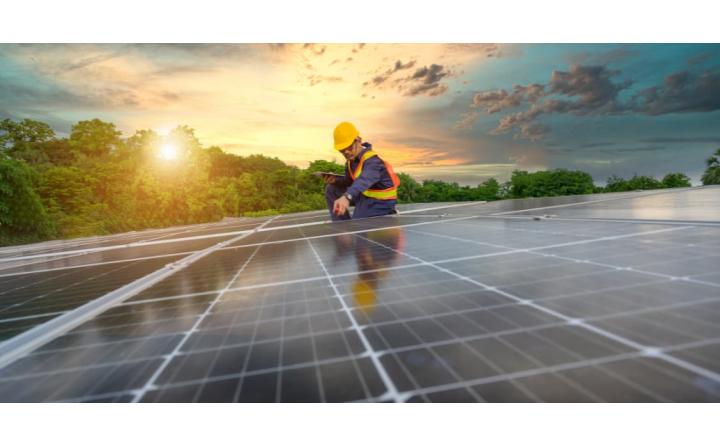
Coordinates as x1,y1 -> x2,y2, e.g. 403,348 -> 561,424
1,43 -> 719,184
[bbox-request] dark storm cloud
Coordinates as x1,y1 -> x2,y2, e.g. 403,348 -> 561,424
547,65 -> 632,110
457,63 -> 643,140
469,63 -> 720,141
629,68 -> 720,115
468,63 -> 719,141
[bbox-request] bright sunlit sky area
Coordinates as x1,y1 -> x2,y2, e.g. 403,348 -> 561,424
1,16 -> 718,187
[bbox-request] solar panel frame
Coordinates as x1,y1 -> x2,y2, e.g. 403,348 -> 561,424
0,190 -> 719,402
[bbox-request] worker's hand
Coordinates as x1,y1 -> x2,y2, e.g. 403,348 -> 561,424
322,174 -> 336,185
333,196 -> 350,216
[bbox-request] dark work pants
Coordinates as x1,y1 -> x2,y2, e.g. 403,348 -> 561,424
325,184 -> 397,222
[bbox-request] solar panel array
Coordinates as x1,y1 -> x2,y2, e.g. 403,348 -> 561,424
0,186 -> 719,402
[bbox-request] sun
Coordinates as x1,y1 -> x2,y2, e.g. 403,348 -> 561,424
159,143 -> 178,160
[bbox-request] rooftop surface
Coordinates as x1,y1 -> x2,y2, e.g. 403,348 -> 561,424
0,186 -> 719,402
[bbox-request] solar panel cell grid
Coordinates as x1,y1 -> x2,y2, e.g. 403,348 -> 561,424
0,188 -> 718,402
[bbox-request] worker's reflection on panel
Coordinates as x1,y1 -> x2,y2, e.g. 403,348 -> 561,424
332,227 -> 405,314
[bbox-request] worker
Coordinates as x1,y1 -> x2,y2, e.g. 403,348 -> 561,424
323,122 -> 401,221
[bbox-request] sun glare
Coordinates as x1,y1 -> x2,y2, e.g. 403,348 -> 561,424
159,143 -> 178,160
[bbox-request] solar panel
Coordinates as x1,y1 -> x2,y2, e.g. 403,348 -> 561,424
0,187 -> 719,402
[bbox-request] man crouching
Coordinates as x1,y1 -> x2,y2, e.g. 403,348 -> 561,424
323,121 -> 400,221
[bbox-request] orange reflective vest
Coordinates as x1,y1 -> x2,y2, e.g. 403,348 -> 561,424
347,150 -> 401,200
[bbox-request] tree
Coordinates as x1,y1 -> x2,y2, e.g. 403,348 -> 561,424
0,118 -> 57,164
605,174 -> 663,192
510,169 -> 594,198
0,156 -> 54,242
36,166 -> 105,237
69,119 -> 122,157
306,159 -> 345,175
475,178 -> 500,201
661,172 -> 691,188
701,148 -> 720,185
0,118 -> 55,151
397,172 -> 421,202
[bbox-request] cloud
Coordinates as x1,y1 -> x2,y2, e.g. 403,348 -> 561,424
458,63 -> 634,139
399,64 -> 452,96
444,43 -> 504,59
471,84 -> 545,113
307,74 -> 343,86
303,43 -> 326,56
547,65 -> 632,110
629,68 -> 720,115
568,47 -> 639,66
364,59 -> 417,86
687,51 -> 717,66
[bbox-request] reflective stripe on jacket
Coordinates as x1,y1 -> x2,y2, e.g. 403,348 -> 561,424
347,149 -> 401,200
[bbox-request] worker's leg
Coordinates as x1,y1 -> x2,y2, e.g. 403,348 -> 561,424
352,196 -> 397,219
325,183 -> 352,221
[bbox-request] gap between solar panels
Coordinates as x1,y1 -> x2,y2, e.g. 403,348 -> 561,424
490,187 -> 692,216
353,225 -> 720,400
492,215 -> 720,227
0,201 -> 483,265
405,220 -> 720,290
129,241 -> 268,402
304,233 -> 401,402
0,216 -> 281,372
0,219 -> 702,344
112,223 -> 704,311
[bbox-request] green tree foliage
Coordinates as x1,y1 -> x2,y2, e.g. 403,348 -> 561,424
0,155 -> 55,243
36,166 -> 106,238
605,174 -> 663,192
69,119 -> 122,157
0,117 -> 704,246
509,169 -> 594,198
661,172 -> 692,188
306,159 -> 345,175
397,175 -> 501,203
0,118 -> 57,165
701,148 -> 720,185
0,118 -> 55,151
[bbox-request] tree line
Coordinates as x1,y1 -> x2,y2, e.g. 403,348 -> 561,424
1,118 -> 718,246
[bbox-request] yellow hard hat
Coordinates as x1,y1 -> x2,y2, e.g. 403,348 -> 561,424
333,122 -> 359,151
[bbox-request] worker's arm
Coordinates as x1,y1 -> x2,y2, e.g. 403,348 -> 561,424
345,156 -> 383,200
329,165 -> 353,187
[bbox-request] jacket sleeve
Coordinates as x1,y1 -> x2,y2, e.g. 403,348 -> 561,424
346,156 -> 383,200
333,164 -> 353,188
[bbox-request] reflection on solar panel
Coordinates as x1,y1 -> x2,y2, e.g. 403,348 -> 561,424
0,186 -> 719,402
